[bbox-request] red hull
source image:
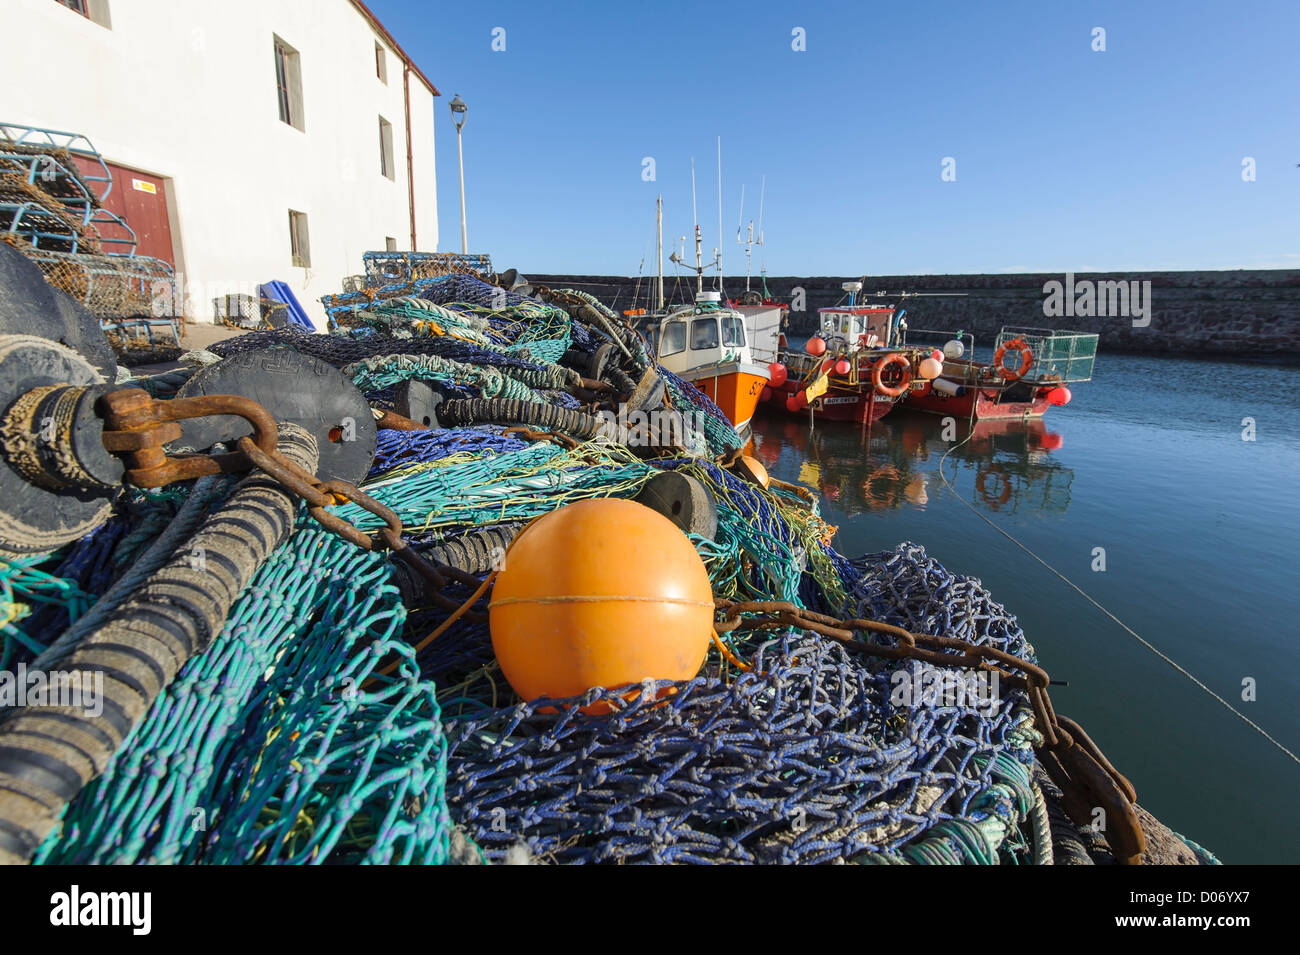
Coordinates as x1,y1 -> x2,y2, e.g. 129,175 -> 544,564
760,382 -> 898,424
903,384 -> 1051,420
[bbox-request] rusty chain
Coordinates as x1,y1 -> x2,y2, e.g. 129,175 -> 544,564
98,387 -> 480,617
714,598 -> 1147,864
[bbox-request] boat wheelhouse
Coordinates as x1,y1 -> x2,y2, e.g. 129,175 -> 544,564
651,291 -> 771,430
761,282 -> 930,424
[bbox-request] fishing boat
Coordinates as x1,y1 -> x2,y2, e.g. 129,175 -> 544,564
760,282 -> 932,424
902,326 -> 1098,420
649,290 -> 770,429
635,175 -> 771,431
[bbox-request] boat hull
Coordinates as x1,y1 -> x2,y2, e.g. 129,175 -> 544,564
760,382 -> 898,424
678,364 -> 768,429
903,383 -> 1051,420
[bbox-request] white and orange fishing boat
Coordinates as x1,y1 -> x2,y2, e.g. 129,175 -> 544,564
651,290 -> 770,430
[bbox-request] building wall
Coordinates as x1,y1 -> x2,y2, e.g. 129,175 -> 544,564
528,270 -> 1300,359
0,0 -> 439,328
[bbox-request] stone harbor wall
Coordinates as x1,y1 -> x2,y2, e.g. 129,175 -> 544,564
527,269 -> 1300,360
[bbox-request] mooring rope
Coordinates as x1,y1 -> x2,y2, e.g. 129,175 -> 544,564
937,426 -> 1300,769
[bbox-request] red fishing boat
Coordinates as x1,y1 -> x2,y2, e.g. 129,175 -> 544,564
759,282 -> 932,425
902,326 -> 1098,420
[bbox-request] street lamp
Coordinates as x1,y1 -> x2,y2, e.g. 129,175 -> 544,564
449,94 -> 468,254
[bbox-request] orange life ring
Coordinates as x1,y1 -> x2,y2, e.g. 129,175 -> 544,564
871,353 -> 913,397
975,467 -> 1012,507
993,338 -> 1033,381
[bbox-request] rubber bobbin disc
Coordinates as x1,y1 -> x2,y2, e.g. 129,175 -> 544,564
173,348 -> 377,485
393,380 -> 445,429
634,470 -> 718,540
0,334 -> 114,557
0,243 -> 118,383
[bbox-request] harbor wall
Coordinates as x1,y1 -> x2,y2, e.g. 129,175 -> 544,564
527,270 -> 1300,360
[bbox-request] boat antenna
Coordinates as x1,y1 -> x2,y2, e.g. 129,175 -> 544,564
736,183 -> 753,292
691,158 -> 702,295
757,176 -> 768,297
716,136 -> 724,297
656,195 -> 664,311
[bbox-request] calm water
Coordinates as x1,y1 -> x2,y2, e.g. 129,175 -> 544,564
749,351 -> 1300,863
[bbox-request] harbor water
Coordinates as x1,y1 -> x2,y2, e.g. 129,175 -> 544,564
751,351 -> 1300,863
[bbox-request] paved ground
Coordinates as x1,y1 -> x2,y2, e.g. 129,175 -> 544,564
132,321 -> 247,376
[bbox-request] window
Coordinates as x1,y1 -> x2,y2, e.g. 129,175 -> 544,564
54,0 -> 110,26
691,318 -> 719,351
379,116 -> 395,180
288,210 -> 310,267
660,322 -> 686,357
274,36 -> 305,131
722,315 -> 746,347
375,41 -> 388,83
385,236 -> 398,252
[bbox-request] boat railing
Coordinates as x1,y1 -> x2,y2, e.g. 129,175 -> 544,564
903,327 -> 976,357
997,326 -> 1098,383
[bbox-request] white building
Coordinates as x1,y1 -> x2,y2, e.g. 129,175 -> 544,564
0,0 -> 440,328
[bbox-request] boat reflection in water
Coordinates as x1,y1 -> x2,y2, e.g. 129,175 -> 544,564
749,410 -> 1072,518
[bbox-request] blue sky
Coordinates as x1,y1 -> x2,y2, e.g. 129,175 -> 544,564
371,0 -> 1299,276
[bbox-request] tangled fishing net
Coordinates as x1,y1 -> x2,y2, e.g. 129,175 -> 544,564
0,271 -> 1058,865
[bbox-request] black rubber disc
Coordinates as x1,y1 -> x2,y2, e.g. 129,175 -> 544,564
173,348 -> 377,485
393,379 -> 445,429
0,243 -> 117,382
634,470 -> 718,540
0,335 -> 115,557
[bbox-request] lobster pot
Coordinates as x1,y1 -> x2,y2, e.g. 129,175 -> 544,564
931,377 -> 964,396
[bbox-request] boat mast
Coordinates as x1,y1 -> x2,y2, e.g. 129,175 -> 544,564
716,136 -> 724,298
656,195 -> 664,311
756,175 -> 766,296
691,158 -> 702,295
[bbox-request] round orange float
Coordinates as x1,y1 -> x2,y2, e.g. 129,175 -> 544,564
489,499 -> 714,712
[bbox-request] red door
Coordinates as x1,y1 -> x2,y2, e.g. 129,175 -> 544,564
70,157 -> 175,264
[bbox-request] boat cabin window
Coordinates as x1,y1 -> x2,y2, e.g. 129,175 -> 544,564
721,314 -> 745,347
691,318 -> 719,350
660,321 -> 686,356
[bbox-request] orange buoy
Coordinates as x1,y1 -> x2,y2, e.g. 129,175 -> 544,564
489,499 -> 714,712
732,454 -> 770,488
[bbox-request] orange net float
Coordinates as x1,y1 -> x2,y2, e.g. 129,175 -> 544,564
993,338 -> 1034,381
871,353 -> 913,397
488,499 -> 715,714
731,454 -> 769,488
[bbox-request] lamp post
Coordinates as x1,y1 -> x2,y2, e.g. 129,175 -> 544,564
449,94 -> 468,254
